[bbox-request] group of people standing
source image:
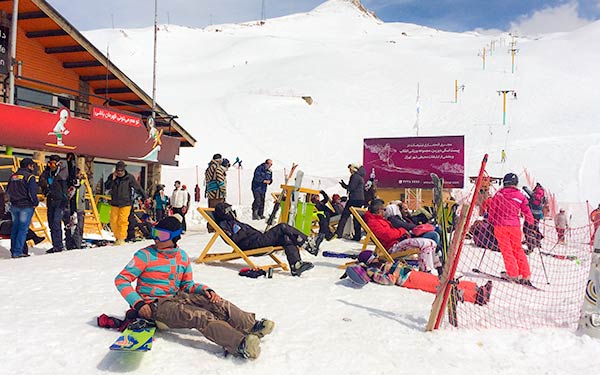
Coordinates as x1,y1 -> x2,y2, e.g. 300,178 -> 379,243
4,153 -> 89,257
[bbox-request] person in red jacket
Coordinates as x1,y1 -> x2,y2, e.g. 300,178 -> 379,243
487,173 -> 535,285
364,199 -> 442,275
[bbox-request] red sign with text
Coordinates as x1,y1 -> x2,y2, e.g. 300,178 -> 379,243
363,136 -> 465,188
92,106 -> 142,127
0,103 -> 180,166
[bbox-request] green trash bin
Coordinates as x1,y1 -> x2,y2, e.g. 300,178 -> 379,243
98,202 -> 111,224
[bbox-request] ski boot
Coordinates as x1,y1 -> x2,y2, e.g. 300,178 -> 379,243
252,319 -> 275,338
291,261 -> 314,276
475,281 -> 493,306
237,334 -> 261,359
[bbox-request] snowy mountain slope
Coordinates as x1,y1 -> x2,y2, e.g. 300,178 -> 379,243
2,2 -> 600,374
83,1 -> 600,206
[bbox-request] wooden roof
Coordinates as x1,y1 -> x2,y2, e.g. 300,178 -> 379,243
0,0 -> 196,147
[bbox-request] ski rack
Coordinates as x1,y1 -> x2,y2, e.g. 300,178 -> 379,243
277,184 -> 320,227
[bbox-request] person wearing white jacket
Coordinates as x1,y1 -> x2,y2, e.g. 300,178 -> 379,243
171,180 -> 189,232
554,209 -> 569,243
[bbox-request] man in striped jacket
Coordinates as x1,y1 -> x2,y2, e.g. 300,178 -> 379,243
115,214 -> 273,359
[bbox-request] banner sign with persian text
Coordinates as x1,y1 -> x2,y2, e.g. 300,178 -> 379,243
0,103 -> 180,166
363,136 -> 464,188
92,106 -> 142,127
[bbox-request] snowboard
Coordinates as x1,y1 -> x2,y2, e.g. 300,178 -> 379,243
109,319 -> 156,352
287,170 -> 304,227
578,251 -> 600,338
430,173 -> 449,263
265,163 -> 298,230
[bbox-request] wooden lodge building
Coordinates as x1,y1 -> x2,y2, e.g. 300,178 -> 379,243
0,0 -> 195,195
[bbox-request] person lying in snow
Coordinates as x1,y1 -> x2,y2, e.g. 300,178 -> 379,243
344,250 -> 493,306
114,214 -> 273,359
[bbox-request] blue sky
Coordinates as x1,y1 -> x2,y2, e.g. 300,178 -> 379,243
47,0 -> 600,33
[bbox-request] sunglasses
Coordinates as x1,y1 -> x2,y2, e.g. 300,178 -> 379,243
151,227 -> 182,242
224,206 -> 237,218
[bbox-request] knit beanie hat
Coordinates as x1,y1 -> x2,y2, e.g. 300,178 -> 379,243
156,216 -> 181,231
155,215 -> 183,243
358,250 -> 375,264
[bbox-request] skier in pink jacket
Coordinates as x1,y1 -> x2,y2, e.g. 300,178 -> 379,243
487,173 -> 535,285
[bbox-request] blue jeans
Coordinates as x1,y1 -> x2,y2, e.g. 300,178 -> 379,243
420,231 -> 440,245
11,207 -> 34,257
47,205 -> 65,250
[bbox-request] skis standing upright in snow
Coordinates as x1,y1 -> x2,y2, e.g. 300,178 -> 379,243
265,163 -> 298,231
287,170 -> 304,227
431,173 -> 449,263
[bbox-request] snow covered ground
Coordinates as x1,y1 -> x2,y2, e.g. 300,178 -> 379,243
2,219 -> 600,374
2,0 -> 600,373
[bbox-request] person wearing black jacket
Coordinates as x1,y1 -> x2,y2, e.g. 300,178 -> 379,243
104,161 -> 147,245
311,190 -> 335,243
333,164 -> 365,241
5,158 -> 40,258
39,155 -> 69,253
213,202 -> 317,276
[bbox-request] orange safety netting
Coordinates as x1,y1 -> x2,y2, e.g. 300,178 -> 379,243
435,160 -> 593,330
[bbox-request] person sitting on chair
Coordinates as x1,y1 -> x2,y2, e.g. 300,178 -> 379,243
364,199 -> 442,275
212,202 -> 318,277
310,190 -> 337,243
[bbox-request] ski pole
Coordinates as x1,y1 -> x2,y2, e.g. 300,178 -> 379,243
476,243 -> 489,271
537,247 -> 550,284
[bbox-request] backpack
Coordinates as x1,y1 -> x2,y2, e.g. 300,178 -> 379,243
346,265 -> 370,287
412,223 -> 435,237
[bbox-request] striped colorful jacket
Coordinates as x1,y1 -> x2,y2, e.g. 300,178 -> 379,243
115,245 -> 210,308
364,260 -> 412,286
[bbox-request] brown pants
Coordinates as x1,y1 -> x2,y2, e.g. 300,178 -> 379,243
151,292 -> 256,353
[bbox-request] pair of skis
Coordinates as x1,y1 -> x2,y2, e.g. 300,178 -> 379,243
430,173 -> 449,262
265,163 -> 303,231
431,174 -> 457,326
471,268 -> 542,291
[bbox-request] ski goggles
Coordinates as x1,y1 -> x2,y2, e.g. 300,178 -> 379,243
151,227 -> 182,242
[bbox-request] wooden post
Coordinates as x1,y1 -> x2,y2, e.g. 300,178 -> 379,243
454,80 -> 458,103
502,91 -> 507,125
482,47 -> 486,70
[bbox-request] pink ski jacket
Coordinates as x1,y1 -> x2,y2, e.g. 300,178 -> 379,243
488,186 -> 534,227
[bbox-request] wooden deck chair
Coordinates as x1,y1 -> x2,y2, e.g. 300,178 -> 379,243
339,207 -> 419,269
195,207 -> 289,271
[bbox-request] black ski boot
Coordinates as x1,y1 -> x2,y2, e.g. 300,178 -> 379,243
290,261 -> 314,276
302,237 -> 320,256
